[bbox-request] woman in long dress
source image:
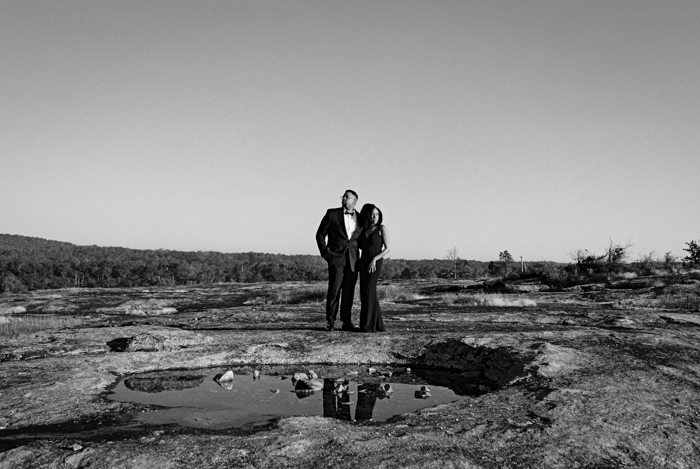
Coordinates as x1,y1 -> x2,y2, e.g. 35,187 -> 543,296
358,204 -> 391,332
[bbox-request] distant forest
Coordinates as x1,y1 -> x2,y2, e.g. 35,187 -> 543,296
0,234 -> 517,293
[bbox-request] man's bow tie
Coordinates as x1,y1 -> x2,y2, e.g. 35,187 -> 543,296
344,211 -> 355,216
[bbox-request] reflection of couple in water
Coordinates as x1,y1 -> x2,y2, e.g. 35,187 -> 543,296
316,190 -> 391,332
322,379 -> 389,421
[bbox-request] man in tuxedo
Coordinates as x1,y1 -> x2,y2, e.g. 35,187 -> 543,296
316,189 -> 362,331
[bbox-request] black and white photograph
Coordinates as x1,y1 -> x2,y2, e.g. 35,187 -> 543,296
1,1 -> 699,467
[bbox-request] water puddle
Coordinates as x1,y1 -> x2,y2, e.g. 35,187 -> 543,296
108,366 -> 489,429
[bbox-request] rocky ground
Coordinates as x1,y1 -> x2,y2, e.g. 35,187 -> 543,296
1,278 -> 700,468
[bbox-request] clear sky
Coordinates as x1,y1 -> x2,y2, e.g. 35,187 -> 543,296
2,1 -> 698,263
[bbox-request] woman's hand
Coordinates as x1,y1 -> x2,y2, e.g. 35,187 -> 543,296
368,260 -> 377,273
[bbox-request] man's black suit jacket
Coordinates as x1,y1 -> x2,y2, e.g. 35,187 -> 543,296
316,207 -> 362,270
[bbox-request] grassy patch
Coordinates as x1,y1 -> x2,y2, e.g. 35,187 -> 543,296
0,315 -> 84,336
615,295 -> 700,311
261,284 -> 419,305
377,285 -> 418,302
439,293 -> 537,307
271,285 -> 327,304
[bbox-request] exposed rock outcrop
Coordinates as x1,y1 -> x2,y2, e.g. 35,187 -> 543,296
97,299 -> 177,315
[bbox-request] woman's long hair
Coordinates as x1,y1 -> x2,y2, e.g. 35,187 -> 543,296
359,204 -> 383,230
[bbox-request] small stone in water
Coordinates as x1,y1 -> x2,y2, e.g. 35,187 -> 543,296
253,370 -> 260,380
214,370 -> 234,382
217,380 -> 234,391
295,378 -> 324,392
271,388 -> 280,393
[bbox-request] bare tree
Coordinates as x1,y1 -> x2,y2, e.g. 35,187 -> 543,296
445,247 -> 460,279
570,249 -> 590,265
603,238 -> 633,274
635,251 -> 657,276
663,251 -> 678,273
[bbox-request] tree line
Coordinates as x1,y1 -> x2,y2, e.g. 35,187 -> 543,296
3,234 -> 698,293
0,234 -> 493,293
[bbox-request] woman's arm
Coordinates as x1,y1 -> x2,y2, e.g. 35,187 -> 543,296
369,226 -> 391,272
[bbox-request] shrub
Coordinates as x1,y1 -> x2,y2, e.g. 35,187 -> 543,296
0,315 -> 84,336
683,240 -> 700,267
536,264 -> 571,290
663,252 -> 678,273
377,285 -> 418,302
603,239 -> 633,274
632,251 -> 658,276
270,285 -> 327,304
499,251 -> 514,276
614,294 -> 700,312
439,293 -> 536,307
570,249 -> 605,276
268,283 -> 419,305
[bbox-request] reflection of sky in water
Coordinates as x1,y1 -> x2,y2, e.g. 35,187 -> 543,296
108,372 -> 467,429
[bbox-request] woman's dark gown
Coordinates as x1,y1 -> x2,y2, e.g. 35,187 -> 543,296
358,226 -> 385,332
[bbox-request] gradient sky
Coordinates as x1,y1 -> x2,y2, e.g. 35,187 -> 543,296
2,1 -> 699,262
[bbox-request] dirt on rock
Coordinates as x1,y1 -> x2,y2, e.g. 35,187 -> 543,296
1,279 -> 700,468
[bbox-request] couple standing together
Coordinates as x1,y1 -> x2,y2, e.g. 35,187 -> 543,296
315,190 -> 391,332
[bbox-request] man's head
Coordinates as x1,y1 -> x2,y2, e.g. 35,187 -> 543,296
341,190 -> 358,211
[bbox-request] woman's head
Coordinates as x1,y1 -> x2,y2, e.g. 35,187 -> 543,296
360,204 -> 383,228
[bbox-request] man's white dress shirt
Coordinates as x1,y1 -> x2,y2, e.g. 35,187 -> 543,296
344,211 -> 358,239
